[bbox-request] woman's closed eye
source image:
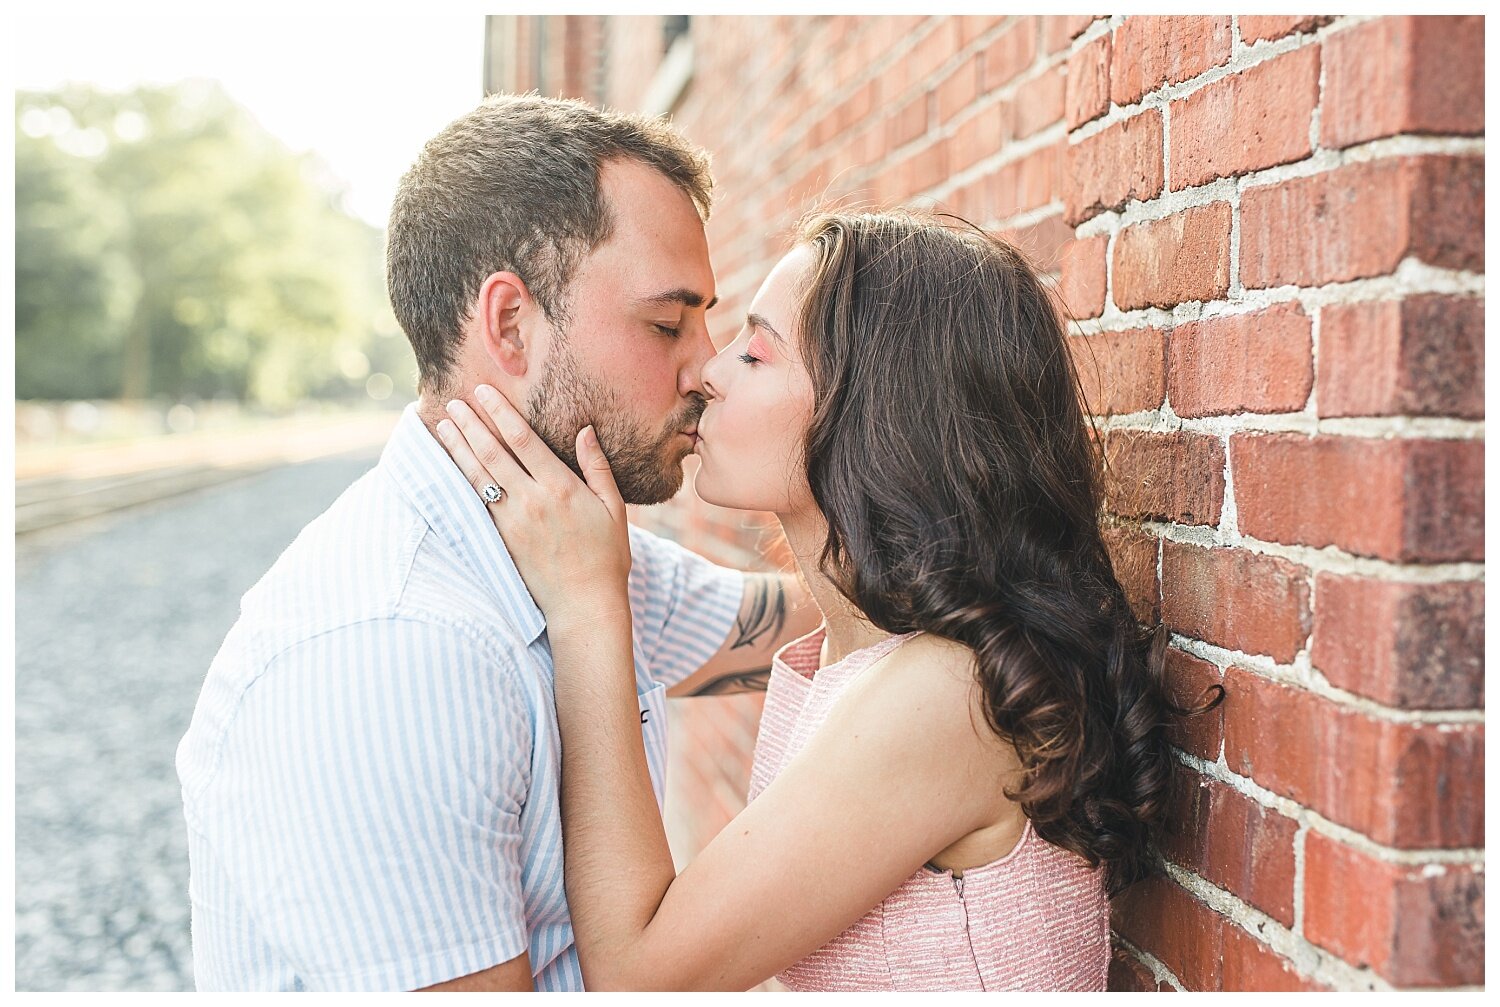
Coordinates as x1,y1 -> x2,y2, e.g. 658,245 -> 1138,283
739,332 -> 771,365
653,323 -> 680,338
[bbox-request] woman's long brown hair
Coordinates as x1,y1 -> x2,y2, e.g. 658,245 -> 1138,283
794,209 -> 1221,893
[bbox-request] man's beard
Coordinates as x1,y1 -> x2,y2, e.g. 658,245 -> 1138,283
524,340 -> 704,506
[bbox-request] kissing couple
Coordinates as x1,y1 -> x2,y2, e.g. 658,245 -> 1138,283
178,93 -> 1213,992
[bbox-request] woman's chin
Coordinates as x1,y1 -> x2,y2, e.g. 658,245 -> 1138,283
687,459 -> 717,505
688,460 -> 734,510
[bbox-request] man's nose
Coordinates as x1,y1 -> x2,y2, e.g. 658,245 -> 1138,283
679,322 -> 718,400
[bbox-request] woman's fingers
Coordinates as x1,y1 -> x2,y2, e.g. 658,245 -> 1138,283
434,416 -> 504,509
575,424 -> 625,524
473,384 -> 574,490
437,399 -> 529,506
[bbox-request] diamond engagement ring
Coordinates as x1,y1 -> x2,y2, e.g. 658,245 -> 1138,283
481,483 -> 505,504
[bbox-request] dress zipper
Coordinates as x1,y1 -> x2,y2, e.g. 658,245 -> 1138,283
952,874 -> 987,991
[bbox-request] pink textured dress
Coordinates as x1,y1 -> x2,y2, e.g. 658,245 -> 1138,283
747,625 -> 1110,992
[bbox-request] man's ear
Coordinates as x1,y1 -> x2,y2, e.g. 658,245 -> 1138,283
475,271 -> 535,378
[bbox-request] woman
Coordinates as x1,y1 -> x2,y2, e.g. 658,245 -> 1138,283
435,210 -> 1216,991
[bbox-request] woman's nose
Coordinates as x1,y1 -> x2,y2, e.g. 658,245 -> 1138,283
701,345 -> 728,402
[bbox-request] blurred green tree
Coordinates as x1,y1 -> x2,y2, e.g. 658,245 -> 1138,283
15,82 -> 406,408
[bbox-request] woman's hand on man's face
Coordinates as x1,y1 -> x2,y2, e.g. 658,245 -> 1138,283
435,384 -> 633,624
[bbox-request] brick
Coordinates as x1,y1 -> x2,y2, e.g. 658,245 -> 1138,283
1167,303 -> 1313,417
980,18 -> 1037,92
1113,874 -> 1225,990
886,92 -> 930,149
1112,202 -> 1232,310
1002,212 -> 1073,272
935,56 -> 980,124
809,108 -> 839,150
1065,34 -> 1112,129
1304,831 -> 1484,986
944,179 -> 989,226
1239,15 -> 1333,44
1318,296 -> 1484,419
1163,649 -> 1222,760
1161,542 -> 1311,661
1064,110 -> 1163,224
788,158 -> 831,207
1312,576 -> 1484,710
1013,68 -> 1064,138
992,140 -> 1060,216
901,138 -> 950,195
1111,16 -> 1233,105
1058,234 -> 1109,320
1230,434 -> 1483,563
1069,327 -> 1164,413
953,15 -> 1004,48
947,106 -> 1005,174
1169,45 -> 1320,189
812,82 -> 878,148
991,98 -> 1019,152
1161,767 -> 1211,859
1221,924 -> 1326,991
1107,947 -> 1166,991
1199,785 -> 1296,926
1104,430 -> 1225,526
896,23 -> 958,93
834,79 -> 879,132
1323,16 -> 1485,149
1222,667 -> 1485,847
854,17 -> 909,75
1162,768 -> 1297,926
841,123 -> 885,179
1102,523 -> 1160,623
1044,14 -> 1098,55
1408,156 -> 1486,271
1240,156 -> 1485,288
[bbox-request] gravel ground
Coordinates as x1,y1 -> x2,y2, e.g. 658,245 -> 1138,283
14,451 -> 381,992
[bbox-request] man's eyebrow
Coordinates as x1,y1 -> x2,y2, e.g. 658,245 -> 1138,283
747,312 -> 786,347
637,288 -> 719,311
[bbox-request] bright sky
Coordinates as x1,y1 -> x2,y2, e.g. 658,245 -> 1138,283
12,11 -> 486,227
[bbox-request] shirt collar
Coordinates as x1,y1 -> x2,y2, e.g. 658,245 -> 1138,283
378,403 -> 546,645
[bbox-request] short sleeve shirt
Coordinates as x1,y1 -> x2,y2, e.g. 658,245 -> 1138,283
175,405 -> 743,991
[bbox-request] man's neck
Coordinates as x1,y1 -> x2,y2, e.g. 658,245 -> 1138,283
415,393 -> 455,435
415,390 -> 511,448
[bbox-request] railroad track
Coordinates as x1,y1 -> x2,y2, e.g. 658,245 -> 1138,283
15,463 -> 274,535
15,411 -> 401,536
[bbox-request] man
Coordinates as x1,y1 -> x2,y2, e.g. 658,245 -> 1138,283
176,94 -> 817,991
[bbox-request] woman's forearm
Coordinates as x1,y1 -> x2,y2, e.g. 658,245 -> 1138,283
549,601 -> 677,988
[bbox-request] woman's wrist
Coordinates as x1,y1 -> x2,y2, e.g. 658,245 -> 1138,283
546,585 -> 632,635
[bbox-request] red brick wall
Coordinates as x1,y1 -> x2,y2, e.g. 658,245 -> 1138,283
488,14 -> 1484,991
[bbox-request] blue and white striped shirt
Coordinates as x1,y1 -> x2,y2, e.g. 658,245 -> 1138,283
176,404 -> 743,991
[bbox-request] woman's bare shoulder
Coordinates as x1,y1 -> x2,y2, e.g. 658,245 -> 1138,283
844,631 -> 1023,822
858,633 -> 1015,756
871,631 -> 978,696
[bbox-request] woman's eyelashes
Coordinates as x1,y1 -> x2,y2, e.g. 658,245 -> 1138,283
738,332 -> 770,365
653,323 -> 681,338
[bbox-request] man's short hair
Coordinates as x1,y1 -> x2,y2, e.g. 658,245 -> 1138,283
386,93 -> 714,395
